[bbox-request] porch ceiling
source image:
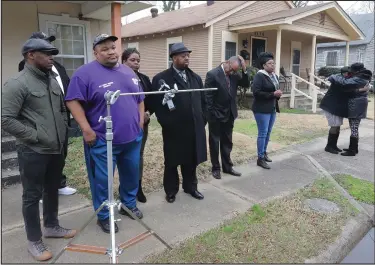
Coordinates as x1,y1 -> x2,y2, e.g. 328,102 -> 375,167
80,1 -> 156,21
228,2 -> 364,42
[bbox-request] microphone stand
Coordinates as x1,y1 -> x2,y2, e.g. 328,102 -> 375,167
51,86 -> 217,264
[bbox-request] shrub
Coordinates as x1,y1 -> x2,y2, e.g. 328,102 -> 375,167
318,66 -> 341,77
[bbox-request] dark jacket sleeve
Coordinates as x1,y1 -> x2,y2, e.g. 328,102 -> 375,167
1,79 -> 38,143
143,75 -> 154,115
18,60 -> 26,72
252,73 -> 276,99
237,70 -> 250,88
204,71 -> 217,115
329,75 -> 367,93
197,75 -> 207,124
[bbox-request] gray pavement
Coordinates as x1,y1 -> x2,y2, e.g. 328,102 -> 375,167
341,228 -> 375,264
1,120 -> 374,263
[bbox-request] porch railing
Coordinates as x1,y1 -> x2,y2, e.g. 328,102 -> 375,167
290,73 -> 325,113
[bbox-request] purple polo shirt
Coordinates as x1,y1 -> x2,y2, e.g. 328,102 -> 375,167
65,60 -> 144,145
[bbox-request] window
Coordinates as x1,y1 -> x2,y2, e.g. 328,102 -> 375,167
357,50 -> 364,63
326,51 -> 338,66
225,41 -> 237,60
46,22 -> 86,77
166,36 -> 182,68
128,42 -> 139,50
290,41 -> 301,75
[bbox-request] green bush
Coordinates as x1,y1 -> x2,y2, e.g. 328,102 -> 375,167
318,66 -> 341,77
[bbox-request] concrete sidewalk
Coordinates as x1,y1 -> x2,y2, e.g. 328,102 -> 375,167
1,120 -> 374,263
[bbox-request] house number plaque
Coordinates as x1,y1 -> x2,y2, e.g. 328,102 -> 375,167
254,31 -> 264,37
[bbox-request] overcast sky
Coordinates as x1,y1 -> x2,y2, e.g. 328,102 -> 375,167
121,1 -> 365,25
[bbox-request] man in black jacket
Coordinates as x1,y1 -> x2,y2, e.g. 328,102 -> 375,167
204,55 -> 249,179
149,42 -> 207,203
18,32 -> 77,196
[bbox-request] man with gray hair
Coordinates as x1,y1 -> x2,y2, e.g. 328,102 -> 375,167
204,55 -> 249,180
2,38 -> 76,261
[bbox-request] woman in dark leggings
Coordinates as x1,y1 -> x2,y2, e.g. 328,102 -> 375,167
122,48 -> 153,202
329,63 -> 372,156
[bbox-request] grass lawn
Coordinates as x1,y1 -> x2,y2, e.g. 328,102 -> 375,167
143,177 -> 357,263
64,109 -> 349,199
334,174 -> 375,205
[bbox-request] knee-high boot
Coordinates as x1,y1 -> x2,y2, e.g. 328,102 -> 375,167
324,133 -> 339,154
341,137 -> 358,156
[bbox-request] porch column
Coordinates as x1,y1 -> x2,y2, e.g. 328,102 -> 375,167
345,41 -> 350,66
111,2 -> 122,60
309,35 -> 317,95
275,28 -> 282,76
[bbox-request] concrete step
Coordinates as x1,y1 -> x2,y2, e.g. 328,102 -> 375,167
2,136 -> 16,153
1,168 -> 21,187
2,151 -> 18,170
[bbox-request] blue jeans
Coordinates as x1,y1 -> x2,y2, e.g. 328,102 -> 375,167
254,112 -> 276,159
83,131 -> 143,220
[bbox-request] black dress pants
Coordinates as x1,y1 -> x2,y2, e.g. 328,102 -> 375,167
163,164 -> 198,196
208,118 -> 234,172
17,145 -> 65,241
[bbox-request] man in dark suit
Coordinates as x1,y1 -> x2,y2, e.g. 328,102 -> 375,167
149,42 -> 207,203
204,55 -> 249,179
18,32 -> 77,196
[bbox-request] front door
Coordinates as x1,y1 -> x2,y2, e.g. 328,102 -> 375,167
290,41 -> 302,75
251,37 -> 266,67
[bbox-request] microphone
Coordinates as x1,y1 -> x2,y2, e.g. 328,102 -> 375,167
158,79 -> 175,111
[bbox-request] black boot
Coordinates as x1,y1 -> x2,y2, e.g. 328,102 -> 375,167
341,137 -> 358,156
257,157 -> 271,169
137,180 -> 147,203
333,132 -> 342,152
324,133 -> 339,154
343,137 -> 359,154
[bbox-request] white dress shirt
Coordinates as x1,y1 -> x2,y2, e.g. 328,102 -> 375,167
52,65 -> 64,94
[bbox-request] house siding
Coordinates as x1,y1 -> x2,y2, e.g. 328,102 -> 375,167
123,26 -> 209,82
364,37 -> 374,72
212,1 -> 291,68
238,30 -> 313,79
2,1 -> 109,85
315,43 -> 372,71
293,13 -> 346,36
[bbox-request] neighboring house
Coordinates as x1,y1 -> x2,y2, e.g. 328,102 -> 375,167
316,13 -> 374,72
121,1 -> 364,86
1,0 -> 156,85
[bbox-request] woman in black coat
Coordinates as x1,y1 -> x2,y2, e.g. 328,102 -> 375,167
251,52 -> 282,169
122,48 -> 153,203
328,65 -> 372,156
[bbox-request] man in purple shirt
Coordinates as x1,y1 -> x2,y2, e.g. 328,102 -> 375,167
65,34 -> 145,234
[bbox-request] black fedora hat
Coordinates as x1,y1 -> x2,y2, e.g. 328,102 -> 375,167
169,42 -> 192,58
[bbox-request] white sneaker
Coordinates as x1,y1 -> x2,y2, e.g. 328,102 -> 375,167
58,186 -> 77,196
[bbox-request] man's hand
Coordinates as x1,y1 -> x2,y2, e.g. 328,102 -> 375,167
359,83 -> 370,92
274,89 -> 283,97
238,55 -> 247,71
144,111 -> 150,123
82,127 -> 96,146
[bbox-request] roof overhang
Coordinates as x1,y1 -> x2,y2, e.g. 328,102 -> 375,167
81,1 -> 156,21
229,2 -> 364,41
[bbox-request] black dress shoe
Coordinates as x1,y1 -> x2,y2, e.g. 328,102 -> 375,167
264,152 -> 272,162
166,194 -> 176,203
212,171 -> 221,179
223,168 -> 242,176
137,190 -> 147,203
97,218 -> 119,234
257,158 -> 271,169
185,190 -> 204,200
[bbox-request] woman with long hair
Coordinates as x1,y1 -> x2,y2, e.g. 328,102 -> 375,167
251,52 -> 282,169
121,48 -> 153,203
